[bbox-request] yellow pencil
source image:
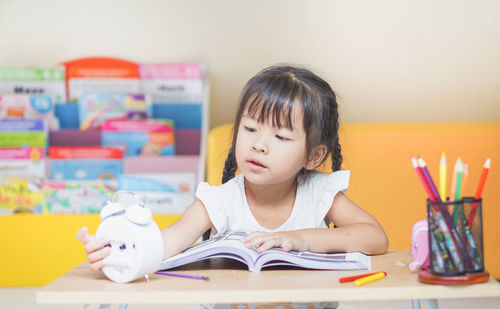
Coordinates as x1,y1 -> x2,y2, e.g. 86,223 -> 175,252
354,271 -> 387,286
439,152 -> 447,201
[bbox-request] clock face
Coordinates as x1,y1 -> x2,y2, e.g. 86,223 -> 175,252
107,218 -> 136,260
96,215 -> 139,281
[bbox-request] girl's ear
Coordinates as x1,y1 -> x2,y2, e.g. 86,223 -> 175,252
305,145 -> 327,170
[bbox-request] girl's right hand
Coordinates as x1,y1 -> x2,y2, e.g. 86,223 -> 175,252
76,226 -> 112,272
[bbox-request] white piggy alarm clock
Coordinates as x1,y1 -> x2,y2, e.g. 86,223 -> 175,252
96,191 -> 164,283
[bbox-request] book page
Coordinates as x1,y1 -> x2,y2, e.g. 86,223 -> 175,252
159,232 -> 260,270
256,250 -> 371,271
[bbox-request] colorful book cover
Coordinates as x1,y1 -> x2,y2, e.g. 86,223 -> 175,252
42,180 -> 117,214
117,173 -> 195,214
0,94 -> 58,129
0,66 -> 66,103
62,57 -> 140,102
49,146 -> 123,159
78,93 -> 150,130
101,119 -> 175,156
49,147 -> 123,181
139,64 -> 205,103
0,176 -> 44,214
0,119 -> 46,148
0,147 -> 45,178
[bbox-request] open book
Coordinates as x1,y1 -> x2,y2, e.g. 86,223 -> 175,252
159,232 -> 371,272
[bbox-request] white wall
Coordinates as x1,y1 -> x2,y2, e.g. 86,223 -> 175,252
1,0 -> 499,128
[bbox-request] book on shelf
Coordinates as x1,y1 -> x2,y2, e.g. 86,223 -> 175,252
139,63 -> 205,103
0,147 -> 46,214
117,173 -> 195,214
62,57 -> 140,102
0,66 -> 66,103
78,93 -> 150,130
42,179 -> 117,214
49,146 -> 123,181
159,232 -> 371,272
0,94 -> 58,129
0,119 -> 47,148
101,118 -> 175,156
0,147 -> 45,178
0,176 -> 44,214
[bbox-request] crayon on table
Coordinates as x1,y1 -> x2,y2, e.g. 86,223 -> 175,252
339,272 -> 386,283
354,271 -> 386,286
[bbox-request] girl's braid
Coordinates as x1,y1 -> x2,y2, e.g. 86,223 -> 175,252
221,147 -> 238,184
330,113 -> 342,172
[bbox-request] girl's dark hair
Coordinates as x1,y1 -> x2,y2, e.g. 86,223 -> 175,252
222,65 -> 342,184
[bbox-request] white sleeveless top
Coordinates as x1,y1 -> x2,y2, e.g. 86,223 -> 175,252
195,170 -> 350,236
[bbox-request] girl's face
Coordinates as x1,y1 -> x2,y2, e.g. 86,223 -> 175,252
235,105 -> 308,186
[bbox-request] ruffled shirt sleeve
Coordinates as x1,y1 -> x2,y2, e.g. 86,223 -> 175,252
303,170 -> 350,227
194,182 -> 228,235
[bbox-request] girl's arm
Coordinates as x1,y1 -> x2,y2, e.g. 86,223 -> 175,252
243,192 -> 389,255
77,199 -> 214,271
160,199 -> 214,259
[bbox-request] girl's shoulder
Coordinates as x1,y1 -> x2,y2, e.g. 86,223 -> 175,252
296,170 -> 351,223
301,170 -> 350,190
195,174 -> 244,199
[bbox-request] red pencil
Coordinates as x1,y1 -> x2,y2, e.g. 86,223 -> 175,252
411,157 -> 437,201
468,158 -> 491,227
339,272 -> 387,283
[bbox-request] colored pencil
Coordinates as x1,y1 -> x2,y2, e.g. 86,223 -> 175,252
455,159 -> 464,201
468,158 -> 491,227
453,159 -> 464,225
461,163 -> 469,198
155,271 -> 210,281
449,158 -> 460,202
411,157 -> 434,200
439,152 -> 447,201
417,156 -> 441,202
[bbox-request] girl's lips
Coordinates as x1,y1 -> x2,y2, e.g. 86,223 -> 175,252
247,160 -> 267,169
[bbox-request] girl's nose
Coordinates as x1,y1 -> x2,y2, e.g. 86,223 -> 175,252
251,139 -> 267,153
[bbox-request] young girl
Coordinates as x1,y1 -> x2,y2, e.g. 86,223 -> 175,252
77,64 -> 388,274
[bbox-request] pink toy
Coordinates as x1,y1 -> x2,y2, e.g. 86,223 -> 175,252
409,219 -> 429,272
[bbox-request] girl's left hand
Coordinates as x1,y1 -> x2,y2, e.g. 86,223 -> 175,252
242,231 -> 307,253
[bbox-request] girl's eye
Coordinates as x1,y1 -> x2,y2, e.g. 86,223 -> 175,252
244,126 -> 256,132
275,135 -> 290,141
